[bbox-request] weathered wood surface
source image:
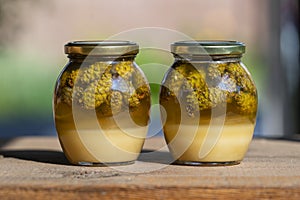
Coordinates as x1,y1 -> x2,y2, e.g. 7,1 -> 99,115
0,136 -> 299,199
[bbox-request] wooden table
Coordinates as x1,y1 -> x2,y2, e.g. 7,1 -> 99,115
0,136 -> 299,199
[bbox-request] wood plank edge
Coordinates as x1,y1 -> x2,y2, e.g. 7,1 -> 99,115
0,185 -> 299,200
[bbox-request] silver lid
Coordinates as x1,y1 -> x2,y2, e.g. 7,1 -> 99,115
65,40 -> 139,56
171,40 -> 245,55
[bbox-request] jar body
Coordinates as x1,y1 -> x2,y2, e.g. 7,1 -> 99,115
160,57 -> 257,165
53,56 -> 150,165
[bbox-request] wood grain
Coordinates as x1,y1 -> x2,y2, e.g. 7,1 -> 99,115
0,137 -> 300,199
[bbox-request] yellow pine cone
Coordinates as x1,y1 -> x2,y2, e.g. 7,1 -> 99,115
60,70 -> 79,88
110,91 -> 123,113
234,92 -> 257,114
115,61 -> 134,79
208,64 -> 222,81
60,87 -> 73,105
186,69 -> 206,89
163,69 -> 185,97
80,62 -> 111,84
60,71 -> 69,87
209,87 -> 226,105
132,70 -> 147,88
129,94 -> 140,108
81,73 -> 112,109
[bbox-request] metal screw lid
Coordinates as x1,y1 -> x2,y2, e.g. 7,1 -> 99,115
65,40 -> 139,56
171,40 -> 245,56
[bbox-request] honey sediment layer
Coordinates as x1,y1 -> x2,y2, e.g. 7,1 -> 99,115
164,116 -> 254,162
55,103 -> 148,164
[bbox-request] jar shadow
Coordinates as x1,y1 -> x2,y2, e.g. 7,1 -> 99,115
0,149 -> 174,166
138,149 -> 173,164
0,150 -> 71,165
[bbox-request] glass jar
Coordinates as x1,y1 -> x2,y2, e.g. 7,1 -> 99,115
53,41 -> 151,166
160,41 -> 257,166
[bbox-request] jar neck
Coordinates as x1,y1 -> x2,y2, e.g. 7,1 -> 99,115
68,54 -> 136,63
173,54 -> 242,63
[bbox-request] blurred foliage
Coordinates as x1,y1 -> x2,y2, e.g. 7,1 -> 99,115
242,51 -> 266,100
0,50 -> 59,119
136,49 -> 172,104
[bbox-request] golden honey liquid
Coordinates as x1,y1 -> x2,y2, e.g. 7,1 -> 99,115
164,121 -> 254,163
161,98 -> 255,163
54,100 -> 150,165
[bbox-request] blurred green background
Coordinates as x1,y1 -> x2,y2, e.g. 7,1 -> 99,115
0,0 -> 298,137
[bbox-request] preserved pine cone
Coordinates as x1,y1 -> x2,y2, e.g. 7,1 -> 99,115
176,63 -> 194,77
208,64 -> 222,81
161,61 -> 257,116
238,76 -> 256,94
226,62 -> 244,78
135,85 -> 150,99
225,63 -> 256,94
59,70 -> 80,105
186,88 -> 211,116
81,82 -> 107,109
217,63 -> 227,74
234,92 -> 257,115
59,69 -> 79,88
185,69 -> 206,90
81,72 -> 112,109
60,87 -> 73,105
132,70 -> 147,88
184,67 -> 211,114
60,71 -> 69,87
80,62 -> 110,84
163,69 -> 185,97
218,73 -> 237,93
209,87 -> 226,106
115,61 -> 134,79
185,94 -> 198,117
66,70 -> 79,87
73,86 -> 84,104
129,93 -> 140,108
186,86 -> 227,117
110,91 -> 123,113
57,60 -> 148,116
127,85 -> 150,108
198,90 -> 211,109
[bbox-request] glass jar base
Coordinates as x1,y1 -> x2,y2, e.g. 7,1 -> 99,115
173,160 -> 241,166
77,160 -> 135,167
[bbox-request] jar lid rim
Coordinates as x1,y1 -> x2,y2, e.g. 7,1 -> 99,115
171,40 -> 245,55
65,40 -> 139,56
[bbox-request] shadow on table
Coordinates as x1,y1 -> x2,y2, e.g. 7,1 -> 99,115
0,149 -> 174,166
0,150 -> 71,165
138,149 -> 173,164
